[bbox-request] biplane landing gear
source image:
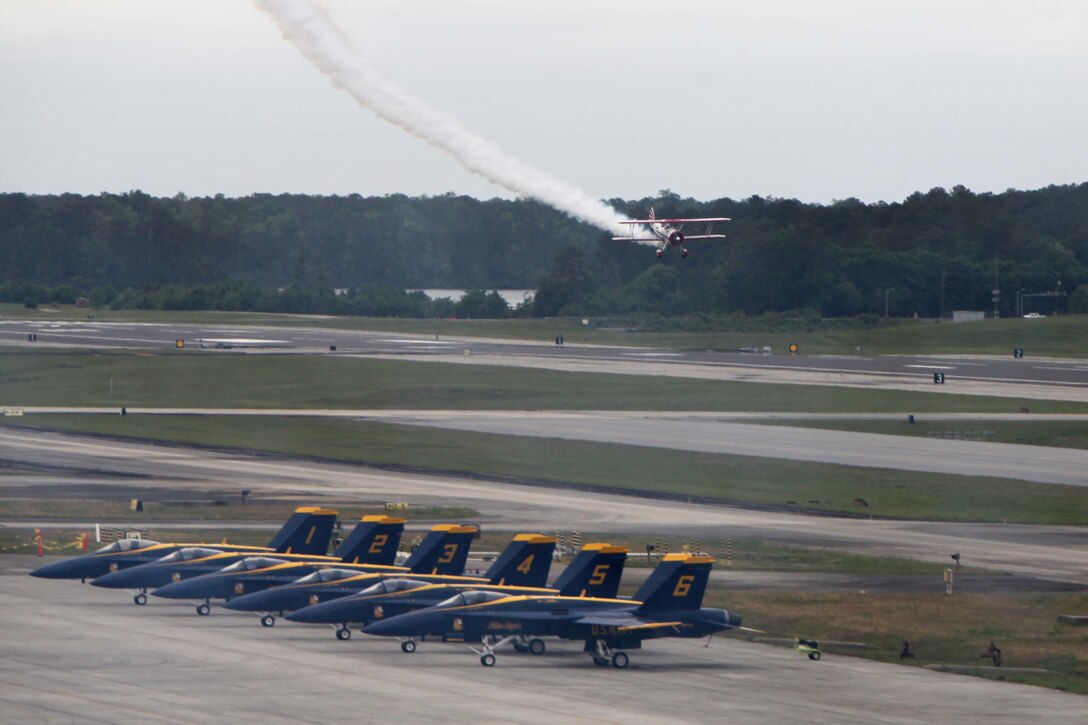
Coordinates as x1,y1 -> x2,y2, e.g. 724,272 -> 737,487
656,249 -> 664,258
681,248 -> 689,258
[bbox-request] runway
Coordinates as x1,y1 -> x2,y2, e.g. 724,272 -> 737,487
2,319 -> 1086,401
2,560 -> 1085,725
356,410 -> 1088,486
1,429 -> 1086,584
6,407 -> 1088,486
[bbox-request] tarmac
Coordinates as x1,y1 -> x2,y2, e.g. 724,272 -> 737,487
3,556 -> 1086,725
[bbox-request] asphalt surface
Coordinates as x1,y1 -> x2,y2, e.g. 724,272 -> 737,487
3,559 -> 1086,725
2,318 -> 1086,401
1,429 -> 1086,584
357,410 -> 1088,486
7,407 -> 1088,486
2,319 -> 1087,717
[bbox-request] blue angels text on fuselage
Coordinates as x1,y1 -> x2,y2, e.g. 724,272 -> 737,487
612,207 -> 730,258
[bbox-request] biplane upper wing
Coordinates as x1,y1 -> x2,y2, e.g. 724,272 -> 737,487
616,217 -> 731,224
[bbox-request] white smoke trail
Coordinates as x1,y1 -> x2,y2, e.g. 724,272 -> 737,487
254,0 -> 630,236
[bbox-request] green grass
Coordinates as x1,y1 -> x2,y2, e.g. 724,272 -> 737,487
593,536 -> 950,573
3,350 -> 1086,413
5,414 -> 1085,524
757,419 -> 1088,450
0,499 -> 478,523
712,590 -> 1088,695
5,304 -> 1087,357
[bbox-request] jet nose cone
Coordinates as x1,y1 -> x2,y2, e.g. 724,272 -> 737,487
224,590 -> 275,612
285,605 -> 325,624
360,618 -> 397,636
29,559 -> 82,579
90,569 -> 137,588
152,579 -> 202,599
361,615 -> 414,637
286,598 -> 359,624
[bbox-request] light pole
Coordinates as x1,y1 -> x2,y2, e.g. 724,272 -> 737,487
1017,288 -> 1025,318
885,288 -> 895,318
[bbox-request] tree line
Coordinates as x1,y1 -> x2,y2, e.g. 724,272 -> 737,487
2,184 -> 1086,319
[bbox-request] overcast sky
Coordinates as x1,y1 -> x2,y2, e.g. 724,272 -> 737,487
2,0 -> 1085,205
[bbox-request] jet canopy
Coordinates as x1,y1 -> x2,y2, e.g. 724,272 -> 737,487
218,557 -> 287,573
158,547 -> 223,563
357,578 -> 429,597
435,590 -> 509,609
293,568 -> 359,585
93,539 -> 161,554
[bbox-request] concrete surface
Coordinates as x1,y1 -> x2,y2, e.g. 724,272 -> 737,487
2,558 -> 1085,724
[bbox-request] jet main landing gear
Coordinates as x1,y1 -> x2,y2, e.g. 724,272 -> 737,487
470,635 -> 518,666
512,636 -> 547,655
590,640 -> 629,669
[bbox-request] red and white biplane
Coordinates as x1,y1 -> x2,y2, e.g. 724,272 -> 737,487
613,207 -> 730,258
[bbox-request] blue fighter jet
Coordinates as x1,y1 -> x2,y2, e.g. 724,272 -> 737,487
229,533 -> 560,638
149,520 -> 480,621
288,542 -> 628,653
29,506 -> 338,602
91,521 -> 473,616
362,553 -> 743,668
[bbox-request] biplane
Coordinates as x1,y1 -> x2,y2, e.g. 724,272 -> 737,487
613,207 -> 730,258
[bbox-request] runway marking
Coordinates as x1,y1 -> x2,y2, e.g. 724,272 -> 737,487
903,364 -> 957,370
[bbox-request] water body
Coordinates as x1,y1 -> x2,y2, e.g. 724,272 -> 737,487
413,289 -> 535,308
